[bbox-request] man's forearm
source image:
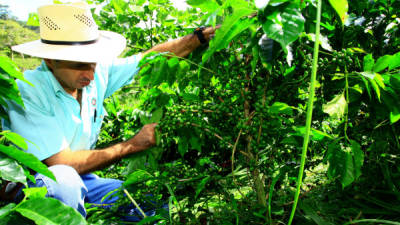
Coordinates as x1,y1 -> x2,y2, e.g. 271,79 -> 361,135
43,123 -> 157,174
144,26 -> 217,57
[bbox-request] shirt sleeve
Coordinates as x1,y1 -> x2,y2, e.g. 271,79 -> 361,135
2,82 -> 69,161
102,54 -> 142,99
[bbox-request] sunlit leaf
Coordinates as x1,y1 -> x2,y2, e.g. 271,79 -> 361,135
186,0 -> 220,13
269,102 -> 293,115
1,131 -> 28,150
388,52 -> 400,70
328,0 -> 349,23
15,197 -> 87,225
0,145 -> 55,181
262,3 -> 305,52
322,92 -> 347,119
124,170 -> 153,186
195,176 -> 210,199
202,8 -> 256,63
373,55 -> 393,73
0,153 -> 26,186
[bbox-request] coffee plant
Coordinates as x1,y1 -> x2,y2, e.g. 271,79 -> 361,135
1,0 -> 400,224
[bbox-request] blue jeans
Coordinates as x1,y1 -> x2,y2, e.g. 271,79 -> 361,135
26,165 -> 146,220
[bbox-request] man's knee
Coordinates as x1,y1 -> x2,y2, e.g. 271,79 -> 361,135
32,164 -> 87,216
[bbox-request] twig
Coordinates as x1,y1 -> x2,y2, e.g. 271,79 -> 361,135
123,189 -> 147,218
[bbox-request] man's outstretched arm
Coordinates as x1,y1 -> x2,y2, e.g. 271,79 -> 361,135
143,26 -> 218,57
43,123 -> 157,175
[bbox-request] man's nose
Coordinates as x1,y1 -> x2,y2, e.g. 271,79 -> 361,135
83,64 -> 95,80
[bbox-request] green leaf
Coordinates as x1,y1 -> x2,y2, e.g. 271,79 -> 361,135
363,54 -> 374,71
328,0 -> 349,23
0,145 -> 55,181
389,52 -> 400,70
1,131 -> 28,150
373,55 -> 393,73
305,33 -> 333,52
178,136 -> 188,156
358,72 -> 383,101
26,13 -> 40,26
123,170 -> 153,186
326,141 -> 363,188
322,92 -> 347,119
202,8 -> 256,63
151,57 -> 168,86
269,102 -> 293,115
111,0 -> 128,15
0,56 -> 32,86
262,4 -> 305,52
0,204 -> 16,219
167,58 -> 179,85
293,127 -> 332,141
195,176 -> 210,199
15,197 -> 87,225
148,108 -> 163,124
177,60 -> 189,81
186,0 -> 220,13
189,136 -> 202,152
23,187 -> 47,200
137,215 -> 164,225
350,140 -> 363,179
0,153 -> 27,186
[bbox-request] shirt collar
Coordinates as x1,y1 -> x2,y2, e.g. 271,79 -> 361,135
40,61 -> 65,96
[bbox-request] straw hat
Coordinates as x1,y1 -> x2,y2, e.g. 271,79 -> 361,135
11,2 -> 126,63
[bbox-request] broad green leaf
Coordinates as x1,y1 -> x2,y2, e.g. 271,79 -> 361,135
269,102 -> 293,115
363,54 -> 374,71
111,0 -> 127,15
26,13 -> 40,26
137,215 -> 164,225
326,141 -> 363,188
0,56 -> 32,86
293,127 -> 332,141
123,170 -> 153,186
123,153 -> 147,174
358,72 -> 382,101
148,108 -> 163,124
381,89 -> 400,124
202,8 -> 256,63
373,55 -> 393,72
151,57 -> 168,86
0,204 -> 16,219
0,145 -> 55,181
15,197 -> 87,225
389,52 -> 400,70
0,153 -> 27,186
262,4 -> 305,52
167,58 -> 179,85
306,33 -> 333,52
189,136 -> 202,152
328,0 -> 349,23
350,140 -> 363,179
195,176 -> 210,199
1,131 -> 28,150
177,61 -> 189,81
186,0 -> 220,12
23,187 -> 47,200
178,136 -> 188,156
322,92 -> 347,119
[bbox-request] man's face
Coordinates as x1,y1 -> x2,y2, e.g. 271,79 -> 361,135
44,59 -> 96,94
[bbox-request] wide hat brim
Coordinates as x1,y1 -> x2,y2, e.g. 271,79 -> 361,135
11,30 -> 126,63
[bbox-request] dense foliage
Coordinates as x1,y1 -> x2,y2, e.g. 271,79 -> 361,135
0,0 -> 399,224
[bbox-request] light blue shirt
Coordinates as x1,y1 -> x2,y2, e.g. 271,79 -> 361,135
2,55 -> 142,161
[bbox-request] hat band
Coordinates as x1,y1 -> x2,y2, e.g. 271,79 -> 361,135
41,38 -> 98,45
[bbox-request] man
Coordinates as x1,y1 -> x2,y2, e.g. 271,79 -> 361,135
2,2 -> 216,219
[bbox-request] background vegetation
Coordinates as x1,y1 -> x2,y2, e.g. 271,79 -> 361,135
1,0 -> 400,224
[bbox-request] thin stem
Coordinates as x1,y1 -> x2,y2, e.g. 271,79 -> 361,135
287,0 -> 322,224
123,189 -> 147,218
344,65 -> 350,143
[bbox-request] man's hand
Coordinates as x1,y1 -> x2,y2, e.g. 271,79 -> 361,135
128,123 -> 157,150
